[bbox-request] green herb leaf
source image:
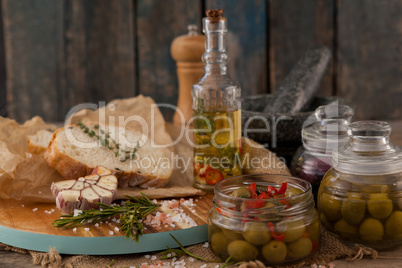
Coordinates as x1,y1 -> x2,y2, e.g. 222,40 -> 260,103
52,193 -> 159,241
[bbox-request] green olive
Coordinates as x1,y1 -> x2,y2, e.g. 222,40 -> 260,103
261,240 -> 287,264
242,222 -> 271,245
210,232 -> 230,257
231,187 -> 251,198
227,240 -> 258,262
360,184 -> 389,193
385,211 -> 402,240
208,223 -> 221,239
341,194 -> 366,225
279,219 -> 306,243
367,193 -> 393,219
306,218 -> 320,241
359,218 -> 384,242
323,177 -> 351,191
285,187 -> 303,197
287,237 -> 313,259
334,218 -> 358,239
222,228 -> 243,241
319,213 -> 331,228
319,192 -> 342,222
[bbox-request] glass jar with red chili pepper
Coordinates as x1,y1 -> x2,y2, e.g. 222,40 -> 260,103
208,174 -> 319,265
290,104 -> 353,199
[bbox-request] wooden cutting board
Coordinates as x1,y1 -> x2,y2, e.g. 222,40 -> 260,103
0,194 -> 213,255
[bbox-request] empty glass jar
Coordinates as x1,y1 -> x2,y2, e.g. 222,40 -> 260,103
291,104 -> 353,198
318,121 -> 402,248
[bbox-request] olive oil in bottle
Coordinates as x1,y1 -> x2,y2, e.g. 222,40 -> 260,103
192,9 -> 242,191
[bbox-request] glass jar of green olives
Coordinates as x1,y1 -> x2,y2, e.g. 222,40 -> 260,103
318,121 -> 402,249
208,174 -> 319,265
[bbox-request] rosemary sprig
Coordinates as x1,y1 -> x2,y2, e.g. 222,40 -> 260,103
52,193 -> 159,241
160,234 -> 223,263
77,121 -> 140,162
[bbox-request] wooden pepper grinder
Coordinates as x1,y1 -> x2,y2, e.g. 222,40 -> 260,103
171,25 -> 205,125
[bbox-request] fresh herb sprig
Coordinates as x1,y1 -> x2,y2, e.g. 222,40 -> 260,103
160,234 -> 223,263
52,193 -> 159,241
77,121 -> 140,162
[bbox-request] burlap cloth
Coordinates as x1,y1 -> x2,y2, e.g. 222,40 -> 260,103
2,225 -> 378,268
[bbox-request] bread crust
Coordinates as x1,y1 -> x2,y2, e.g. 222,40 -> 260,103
44,127 -> 171,188
27,140 -> 47,155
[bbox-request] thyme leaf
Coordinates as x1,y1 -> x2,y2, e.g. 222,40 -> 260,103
77,121 -> 141,162
51,193 -> 159,241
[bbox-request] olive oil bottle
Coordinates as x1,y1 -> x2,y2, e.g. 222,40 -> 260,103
192,9 -> 242,191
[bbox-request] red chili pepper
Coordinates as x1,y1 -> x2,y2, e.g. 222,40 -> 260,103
268,222 -> 275,232
312,241 -> 319,252
241,212 -> 253,223
248,183 -> 257,194
216,207 -> 231,217
278,182 -> 288,195
280,199 -> 290,209
257,192 -> 270,199
272,232 -> 285,241
267,186 -> 278,197
244,199 -> 265,209
268,222 -> 285,241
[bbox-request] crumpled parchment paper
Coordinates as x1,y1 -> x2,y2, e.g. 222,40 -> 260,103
0,95 -> 289,203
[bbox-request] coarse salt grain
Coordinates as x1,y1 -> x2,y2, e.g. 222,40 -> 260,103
109,231 -> 114,235
73,227 -> 77,232
84,228 -> 90,231
114,227 -> 119,232
200,264 -> 207,268
145,255 -> 150,259
151,256 -> 157,260
203,242 -> 209,247
44,210 -> 52,214
95,223 -> 99,227
73,209 -> 82,216
51,208 -> 55,212
32,208 -> 38,212
189,257 -> 194,262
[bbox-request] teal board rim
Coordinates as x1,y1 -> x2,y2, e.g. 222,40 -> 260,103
0,224 -> 208,255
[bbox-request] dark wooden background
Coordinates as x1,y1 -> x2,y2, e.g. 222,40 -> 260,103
0,0 -> 401,122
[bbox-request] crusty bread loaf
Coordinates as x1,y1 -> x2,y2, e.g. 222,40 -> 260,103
44,124 -> 173,188
27,129 -> 54,154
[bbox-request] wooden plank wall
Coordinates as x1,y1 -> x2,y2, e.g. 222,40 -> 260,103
0,2 -> 5,117
0,0 -> 401,122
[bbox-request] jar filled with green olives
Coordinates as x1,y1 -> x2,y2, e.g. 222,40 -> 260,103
208,174 -> 319,265
318,121 -> 402,248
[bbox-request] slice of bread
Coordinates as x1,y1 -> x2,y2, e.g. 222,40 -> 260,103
44,124 -> 173,188
27,129 -> 54,154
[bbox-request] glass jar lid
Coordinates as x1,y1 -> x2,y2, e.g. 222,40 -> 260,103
332,121 -> 402,175
302,104 -> 353,153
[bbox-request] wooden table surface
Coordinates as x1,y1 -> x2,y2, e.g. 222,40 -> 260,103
1,120 -> 401,267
